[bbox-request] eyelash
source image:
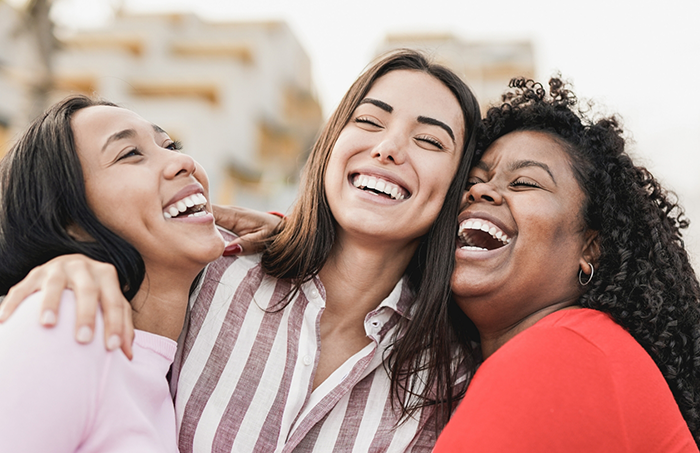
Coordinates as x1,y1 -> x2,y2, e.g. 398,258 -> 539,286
511,179 -> 541,189
355,116 -> 381,127
167,140 -> 183,151
416,135 -> 444,150
119,148 -> 142,160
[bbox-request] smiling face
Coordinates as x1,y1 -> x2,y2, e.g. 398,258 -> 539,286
451,131 -> 597,338
324,69 -> 465,249
71,105 -> 224,279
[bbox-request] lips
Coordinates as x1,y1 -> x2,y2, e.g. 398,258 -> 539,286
458,218 -> 511,251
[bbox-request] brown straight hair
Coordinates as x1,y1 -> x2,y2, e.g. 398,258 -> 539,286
261,49 -> 481,428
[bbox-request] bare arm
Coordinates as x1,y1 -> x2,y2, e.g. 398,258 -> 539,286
0,205 -> 282,355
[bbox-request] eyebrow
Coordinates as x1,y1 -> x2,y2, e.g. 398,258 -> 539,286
358,98 -> 456,144
417,115 -> 455,143
473,159 -> 557,184
101,124 -> 167,152
101,129 -> 136,152
509,160 -> 556,183
359,98 -> 393,113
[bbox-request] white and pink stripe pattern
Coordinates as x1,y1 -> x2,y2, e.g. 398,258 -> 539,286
171,250 -> 438,452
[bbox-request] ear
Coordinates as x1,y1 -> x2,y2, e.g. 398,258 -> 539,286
65,223 -> 94,242
578,229 -> 600,275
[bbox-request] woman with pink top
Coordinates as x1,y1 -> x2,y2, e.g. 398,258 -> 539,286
0,96 -> 226,452
0,50 -> 481,452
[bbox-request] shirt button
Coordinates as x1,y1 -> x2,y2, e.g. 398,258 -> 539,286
309,288 -> 319,299
303,355 -> 313,366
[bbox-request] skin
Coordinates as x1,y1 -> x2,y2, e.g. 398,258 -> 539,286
0,70 -> 466,372
71,105 -> 225,341
451,131 -> 598,359
314,69 -> 466,388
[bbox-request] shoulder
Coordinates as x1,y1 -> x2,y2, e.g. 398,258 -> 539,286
0,289 -> 110,367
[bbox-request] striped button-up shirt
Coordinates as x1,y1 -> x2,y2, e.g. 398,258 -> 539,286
171,252 -> 438,452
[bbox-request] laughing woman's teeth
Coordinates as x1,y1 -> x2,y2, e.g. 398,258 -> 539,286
169,206 -> 179,217
176,201 -> 187,212
197,194 -> 207,204
164,211 -> 172,219
184,196 -> 195,208
375,180 -> 386,192
366,177 -> 377,190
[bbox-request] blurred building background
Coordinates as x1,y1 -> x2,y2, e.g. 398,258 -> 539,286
0,0 -> 323,211
0,0 -> 536,212
377,34 -> 534,109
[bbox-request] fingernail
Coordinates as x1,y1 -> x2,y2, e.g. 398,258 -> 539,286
223,243 -> 243,256
107,334 -> 121,351
40,310 -> 57,326
76,326 -> 93,343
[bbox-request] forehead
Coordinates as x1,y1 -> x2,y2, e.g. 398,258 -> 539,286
366,70 -> 465,137
476,131 -> 573,174
71,105 -> 153,142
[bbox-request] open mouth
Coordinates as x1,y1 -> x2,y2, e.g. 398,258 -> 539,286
458,218 -> 511,251
352,174 -> 410,200
163,193 -> 208,219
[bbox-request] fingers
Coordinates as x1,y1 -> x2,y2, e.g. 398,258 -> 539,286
228,229 -> 272,255
0,254 -> 133,358
121,300 -> 134,360
0,265 -> 59,325
212,205 -> 242,232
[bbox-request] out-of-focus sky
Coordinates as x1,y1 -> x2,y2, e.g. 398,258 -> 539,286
25,0 -> 700,262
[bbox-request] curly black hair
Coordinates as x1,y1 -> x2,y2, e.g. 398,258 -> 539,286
478,77 -> 700,443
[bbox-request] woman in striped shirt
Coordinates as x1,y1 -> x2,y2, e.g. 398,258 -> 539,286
1,50 -> 481,452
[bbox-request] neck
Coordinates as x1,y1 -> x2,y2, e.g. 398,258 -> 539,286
479,302 -> 581,360
130,266 -> 199,341
318,234 -> 417,330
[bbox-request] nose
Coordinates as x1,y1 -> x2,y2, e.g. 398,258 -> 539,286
164,150 -> 197,180
466,181 -> 503,205
371,136 -> 406,165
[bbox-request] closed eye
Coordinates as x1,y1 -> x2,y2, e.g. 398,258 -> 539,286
415,135 -> 444,150
511,178 -> 541,189
355,116 -> 382,128
118,148 -> 142,161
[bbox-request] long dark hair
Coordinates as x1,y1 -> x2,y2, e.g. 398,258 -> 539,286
476,77 -> 700,443
261,50 -> 482,427
0,95 -> 145,300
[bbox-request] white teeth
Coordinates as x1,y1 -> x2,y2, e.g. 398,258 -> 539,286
352,174 -> 408,200
163,193 -> 208,219
461,245 -> 488,251
458,218 -> 511,246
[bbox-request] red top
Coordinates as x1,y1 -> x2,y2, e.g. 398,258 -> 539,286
434,308 -> 698,453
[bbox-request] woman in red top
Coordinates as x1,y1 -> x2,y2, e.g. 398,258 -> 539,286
433,78 -> 700,451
